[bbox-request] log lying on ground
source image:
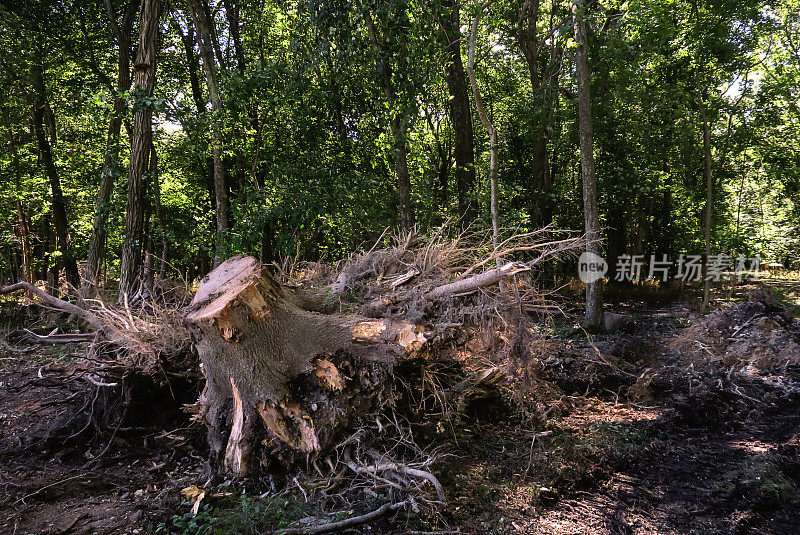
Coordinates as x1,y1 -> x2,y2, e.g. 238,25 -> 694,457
184,255 -> 432,474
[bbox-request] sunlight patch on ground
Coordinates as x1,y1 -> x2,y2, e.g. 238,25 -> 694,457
728,439 -> 775,454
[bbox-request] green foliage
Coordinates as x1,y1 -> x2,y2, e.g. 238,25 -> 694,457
0,0 -> 798,282
154,505 -> 215,535
151,496 -> 302,535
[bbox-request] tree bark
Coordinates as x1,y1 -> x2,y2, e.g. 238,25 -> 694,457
699,91 -> 713,312
439,0 -> 478,223
119,0 -> 162,299
31,56 -> 80,290
188,0 -> 230,267
573,0 -> 604,329
466,3 -> 500,255
363,9 -> 416,231
185,255 -> 430,474
85,0 -> 138,290
148,140 -> 168,280
517,0 -> 562,229
15,201 -> 34,290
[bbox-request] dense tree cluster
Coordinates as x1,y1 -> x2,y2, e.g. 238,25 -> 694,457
0,0 -> 797,305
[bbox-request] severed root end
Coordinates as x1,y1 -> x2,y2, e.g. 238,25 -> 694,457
223,379 -> 253,474
256,401 -> 320,452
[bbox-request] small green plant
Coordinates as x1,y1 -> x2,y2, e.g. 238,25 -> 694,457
332,511 -> 351,522
152,495 -> 303,535
154,504 -> 215,535
213,495 -> 303,533
589,421 -> 643,443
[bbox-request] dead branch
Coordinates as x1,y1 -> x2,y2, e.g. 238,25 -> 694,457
459,234 -> 583,278
23,329 -> 96,344
426,261 -> 530,299
270,500 -> 410,535
0,282 -> 100,327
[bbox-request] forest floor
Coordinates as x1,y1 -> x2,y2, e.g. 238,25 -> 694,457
1,279 -> 800,534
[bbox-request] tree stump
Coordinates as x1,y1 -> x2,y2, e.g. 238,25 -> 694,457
185,255 -> 430,474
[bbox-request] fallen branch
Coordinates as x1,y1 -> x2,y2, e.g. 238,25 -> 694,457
426,261 -> 530,300
23,329 -> 96,344
459,234 -> 583,278
271,500 -> 409,535
0,282 -> 100,327
426,237 -> 581,300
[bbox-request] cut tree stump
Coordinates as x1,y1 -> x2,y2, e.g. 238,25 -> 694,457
184,255 -> 431,474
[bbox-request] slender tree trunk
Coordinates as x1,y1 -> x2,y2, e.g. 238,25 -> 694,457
119,0 -> 162,299
467,4 -> 500,256
173,20 -> 216,207
31,57 -> 80,290
222,0 -> 246,74
174,21 -> 207,115
517,0 -> 562,229
573,0 -> 603,329
699,94 -> 713,312
142,142 -> 156,289
148,140 -> 168,279
363,10 -> 415,231
15,201 -> 34,291
85,0 -> 138,290
11,133 -> 34,292
440,0 -> 478,222
517,0 -> 546,227
605,208 -> 626,284
188,0 -> 230,267
222,0 -> 255,226
392,119 -> 415,230
37,213 -> 51,283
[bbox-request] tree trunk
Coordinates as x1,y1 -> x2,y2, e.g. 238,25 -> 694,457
15,201 -> 34,291
517,0 -> 562,229
148,140 -> 168,280
363,10 -> 415,231
699,92 -> 713,312
31,56 -> 80,290
466,5 -> 500,255
222,0 -> 246,74
605,208 -> 626,284
119,0 -> 162,299
85,0 -> 138,290
440,0 -> 478,223
393,120 -> 415,231
573,0 -> 604,329
188,0 -> 230,267
172,19 -> 217,217
185,255 -> 430,474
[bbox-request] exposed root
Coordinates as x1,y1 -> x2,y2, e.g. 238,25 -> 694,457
270,499 -> 410,535
1,281 -> 191,372
344,453 -> 447,504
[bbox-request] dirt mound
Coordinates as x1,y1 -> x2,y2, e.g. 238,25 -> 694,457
669,289 -> 800,373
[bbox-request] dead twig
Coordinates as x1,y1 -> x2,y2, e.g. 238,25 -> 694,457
0,282 -> 100,326
270,500 -> 410,535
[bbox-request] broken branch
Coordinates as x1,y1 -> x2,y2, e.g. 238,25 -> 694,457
271,500 -> 410,535
0,282 -> 100,327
